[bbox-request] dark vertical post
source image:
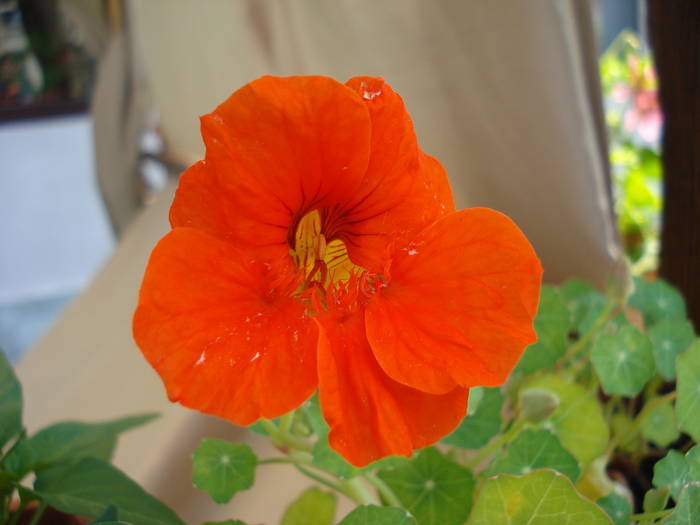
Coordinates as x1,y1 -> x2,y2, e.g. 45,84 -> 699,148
648,1 -> 700,328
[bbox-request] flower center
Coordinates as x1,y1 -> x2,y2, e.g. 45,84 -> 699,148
290,209 -> 364,287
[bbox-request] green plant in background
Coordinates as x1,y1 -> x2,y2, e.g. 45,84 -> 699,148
186,275 -> 700,524
600,31 -> 663,273
0,351 -> 183,525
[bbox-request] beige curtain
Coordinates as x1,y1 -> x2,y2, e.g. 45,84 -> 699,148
129,0 -> 620,285
18,1 -> 622,523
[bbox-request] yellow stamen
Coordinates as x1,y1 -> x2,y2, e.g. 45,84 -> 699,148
291,210 -> 364,286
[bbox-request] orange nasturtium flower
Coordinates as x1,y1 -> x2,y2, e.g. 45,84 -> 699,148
133,76 -> 542,466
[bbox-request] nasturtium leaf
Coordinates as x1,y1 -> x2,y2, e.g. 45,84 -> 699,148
6,413 -> 159,477
676,341 -> 700,442
648,318 -> 695,380
663,483 -> 700,525
378,447 -> 474,525
487,429 -> 580,482
192,439 -> 256,504
442,387 -> 502,449
34,457 -> 184,525
338,505 -> 416,524
560,280 -> 607,334
0,349 -> 22,448
468,469 -> 613,524
516,286 -> 570,374
591,323 -> 655,396
686,446 -> 700,486
596,492 -> 632,525
281,487 -> 336,525
643,487 -> 669,513
653,450 -> 689,501
629,277 -> 686,327
518,387 -> 559,423
640,399 -> 679,447
524,376 -> 608,466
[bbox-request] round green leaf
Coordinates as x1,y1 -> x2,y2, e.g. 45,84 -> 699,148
468,469 -> 613,524
377,448 -> 474,525
676,341 -> 700,442
518,387 -> 560,423
662,483 -> 700,525
192,439 -> 257,504
281,487 -> 336,525
338,506 -> 416,524
648,318 -> 695,380
442,387 -> 503,449
643,487 -> 669,513
516,286 -> 570,374
641,399 -> 679,448
629,277 -> 686,327
525,376 -> 608,466
653,450 -> 689,501
560,280 -> 607,334
596,492 -> 632,525
487,429 -> 580,482
591,324 -> 655,396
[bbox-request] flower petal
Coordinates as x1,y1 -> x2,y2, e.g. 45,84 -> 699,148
366,208 -> 542,394
342,77 -> 455,272
133,228 -> 317,425
171,76 -> 372,260
316,308 -> 468,466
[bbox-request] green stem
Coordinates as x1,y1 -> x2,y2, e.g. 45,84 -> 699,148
604,395 -> 621,423
630,507 -> 673,523
465,420 -> 526,470
340,477 -> 379,506
262,452 -> 375,505
293,464 -> 346,495
260,417 -> 313,452
259,419 -> 278,435
364,472 -> 402,507
559,299 -> 616,367
28,501 -> 47,525
278,411 -> 294,437
258,457 -> 296,466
